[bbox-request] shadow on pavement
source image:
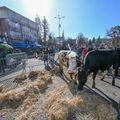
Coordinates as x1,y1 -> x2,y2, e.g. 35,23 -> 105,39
101,79 -> 120,89
85,85 -> 118,110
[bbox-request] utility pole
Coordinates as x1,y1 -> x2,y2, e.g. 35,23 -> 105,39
54,15 -> 65,38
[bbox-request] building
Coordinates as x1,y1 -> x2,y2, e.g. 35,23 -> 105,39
0,6 -> 39,48
56,31 -> 65,46
56,37 -> 64,45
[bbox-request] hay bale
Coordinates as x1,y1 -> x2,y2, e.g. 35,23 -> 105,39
14,74 -> 27,83
28,71 -> 38,80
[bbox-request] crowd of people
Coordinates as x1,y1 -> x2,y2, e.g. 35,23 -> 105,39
0,42 -> 118,74
38,43 -> 112,67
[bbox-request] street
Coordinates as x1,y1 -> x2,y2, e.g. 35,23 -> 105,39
0,57 -> 120,120
0,58 -> 120,104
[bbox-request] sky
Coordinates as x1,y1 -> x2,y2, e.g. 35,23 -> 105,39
0,0 -> 120,39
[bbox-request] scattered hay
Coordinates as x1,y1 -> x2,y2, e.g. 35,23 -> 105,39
45,85 -> 66,109
0,109 -> 12,118
65,96 -> 83,108
0,70 -> 117,120
0,84 -> 4,93
75,91 -> 117,120
0,75 -> 53,109
14,74 -> 27,83
0,87 -> 29,109
50,66 -> 63,76
0,84 -> 8,93
14,71 -> 53,120
15,104 -> 35,120
38,70 -> 46,76
48,96 -> 83,120
95,104 -> 116,120
45,83 -> 116,120
45,85 -> 83,120
28,71 -> 39,80
40,75 -> 53,85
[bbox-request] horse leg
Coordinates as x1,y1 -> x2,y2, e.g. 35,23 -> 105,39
112,69 -> 116,86
101,70 -> 107,81
70,73 -> 73,80
92,72 -> 97,88
112,77 -> 115,85
74,74 -> 77,85
60,66 -> 63,75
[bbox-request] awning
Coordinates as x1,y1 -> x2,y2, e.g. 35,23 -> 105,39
36,43 -> 42,47
12,40 -> 30,48
0,43 -> 13,49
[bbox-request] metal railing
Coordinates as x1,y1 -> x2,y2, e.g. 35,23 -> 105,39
0,52 -> 27,75
0,52 -> 56,76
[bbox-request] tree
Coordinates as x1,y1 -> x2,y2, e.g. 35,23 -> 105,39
62,40 -> 67,48
76,33 -> 87,46
92,37 -> 96,44
35,15 -> 42,44
88,39 -> 92,45
67,37 -> 74,46
48,32 -> 56,47
42,16 -> 49,45
96,35 -> 102,45
107,26 -> 120,47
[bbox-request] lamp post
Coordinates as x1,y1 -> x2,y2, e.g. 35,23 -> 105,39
54,15 -> 65,39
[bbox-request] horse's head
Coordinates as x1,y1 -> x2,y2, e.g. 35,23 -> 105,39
78,68 -> 88,90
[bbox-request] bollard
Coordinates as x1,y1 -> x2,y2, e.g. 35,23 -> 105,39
117,98 -> 120,120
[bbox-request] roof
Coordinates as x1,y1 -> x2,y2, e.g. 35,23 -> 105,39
0,6 -> 36,24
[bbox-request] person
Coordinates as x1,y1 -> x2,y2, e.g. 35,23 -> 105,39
35,52 -> 38,59
48,47 -> 55,68
76,46 -> 83,57
81,46 -> 88,63
43,48 -> 49,65
99,43 -> 106,49
88,46 -> 93,52
0,49 -> 5,73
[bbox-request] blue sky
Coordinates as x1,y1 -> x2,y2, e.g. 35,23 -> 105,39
0,0 -> 120,39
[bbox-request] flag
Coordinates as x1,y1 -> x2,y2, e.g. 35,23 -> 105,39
67,43 -> 71,51
4,32 -> 7,37
15,23 -> 19,28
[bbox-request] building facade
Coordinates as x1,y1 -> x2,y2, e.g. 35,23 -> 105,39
0,6 -> 39,48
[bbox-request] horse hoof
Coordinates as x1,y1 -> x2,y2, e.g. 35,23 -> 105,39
112,83 -> 115,86
78,86 -> 83,91
92,85 -> 95,88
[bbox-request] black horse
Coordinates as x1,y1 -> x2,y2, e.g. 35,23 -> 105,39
78,49 -> 120,90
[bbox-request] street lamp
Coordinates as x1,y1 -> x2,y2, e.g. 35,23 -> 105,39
54,15 -> 65,38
